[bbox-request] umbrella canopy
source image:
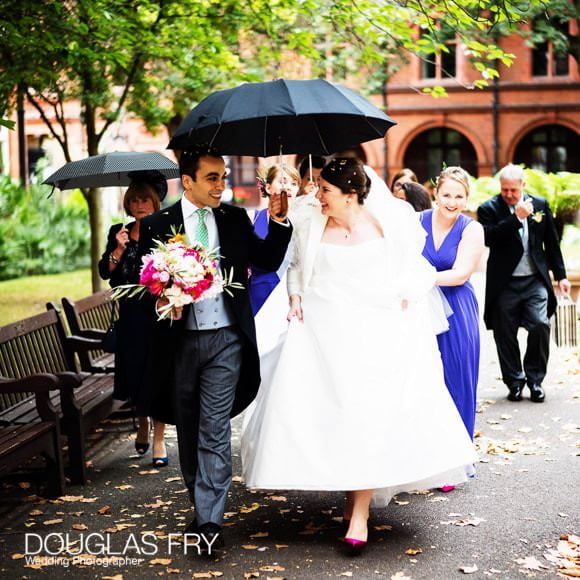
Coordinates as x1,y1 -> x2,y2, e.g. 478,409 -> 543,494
167,79 -> 396,157
43,151 -> 179,192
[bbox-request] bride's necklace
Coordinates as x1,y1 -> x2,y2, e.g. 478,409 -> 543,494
330,212 -> 363,240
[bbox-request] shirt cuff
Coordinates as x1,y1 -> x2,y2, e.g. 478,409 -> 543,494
268,217 -> 291,228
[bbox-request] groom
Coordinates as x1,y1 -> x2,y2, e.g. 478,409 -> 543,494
139,149 -> 292,547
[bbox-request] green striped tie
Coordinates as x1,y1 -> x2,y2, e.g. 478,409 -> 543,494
195,208 -> 209,247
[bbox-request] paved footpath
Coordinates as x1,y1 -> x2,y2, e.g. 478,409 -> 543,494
0,274 -> 578,579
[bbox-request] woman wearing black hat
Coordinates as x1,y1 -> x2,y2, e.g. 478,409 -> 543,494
98,174 -> 169,467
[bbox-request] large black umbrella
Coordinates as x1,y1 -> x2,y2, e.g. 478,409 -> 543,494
167,79 -> 396,156
44,151 -> 179,193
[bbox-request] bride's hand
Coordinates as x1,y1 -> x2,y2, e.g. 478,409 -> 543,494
287,294 -> 303,322
401,299 -> 409,311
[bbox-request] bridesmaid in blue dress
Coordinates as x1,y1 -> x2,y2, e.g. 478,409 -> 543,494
420,166 -> 485,439
249,164 -> 300,315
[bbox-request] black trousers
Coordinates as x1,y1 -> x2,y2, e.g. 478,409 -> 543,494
490,275 -> 550,387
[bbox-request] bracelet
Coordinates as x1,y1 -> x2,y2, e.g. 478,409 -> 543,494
109,253 -> 119,265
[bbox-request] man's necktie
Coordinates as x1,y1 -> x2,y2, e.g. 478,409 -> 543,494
195,208 -> 209,247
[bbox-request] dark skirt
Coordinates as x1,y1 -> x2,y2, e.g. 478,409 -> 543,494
114,296 -> 156,416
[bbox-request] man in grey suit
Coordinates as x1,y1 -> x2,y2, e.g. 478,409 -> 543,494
477,164 -> 570,403
139,150 -> 292,548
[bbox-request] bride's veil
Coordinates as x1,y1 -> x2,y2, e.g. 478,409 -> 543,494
363,165 -> 452,331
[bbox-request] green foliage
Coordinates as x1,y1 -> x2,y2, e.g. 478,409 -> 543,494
0,177 -> 90,281
466,169 -> 580,215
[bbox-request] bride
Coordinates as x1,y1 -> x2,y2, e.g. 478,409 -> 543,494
241,158 -> 477,554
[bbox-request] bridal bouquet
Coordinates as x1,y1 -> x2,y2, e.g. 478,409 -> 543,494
112,231 -> 242,321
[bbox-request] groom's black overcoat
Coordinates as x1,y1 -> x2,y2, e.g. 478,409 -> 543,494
138,201 -> 292,423
477,193 -> 566,329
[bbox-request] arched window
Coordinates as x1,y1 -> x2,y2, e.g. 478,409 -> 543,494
403,128 -> 478,184
513,125 -> 580,173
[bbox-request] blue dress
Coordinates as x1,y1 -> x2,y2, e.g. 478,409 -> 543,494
421,209 -> 480,439
249,209 -> 286,315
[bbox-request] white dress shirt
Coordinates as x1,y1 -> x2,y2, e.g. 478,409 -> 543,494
181,195 -> 220,251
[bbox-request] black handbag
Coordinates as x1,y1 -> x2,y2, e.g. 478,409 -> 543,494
101,300 -> 118,353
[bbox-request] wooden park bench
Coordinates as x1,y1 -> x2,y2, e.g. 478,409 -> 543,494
0,373 -> 65,498
0,306 -> 116,487
61,291 -> 116,373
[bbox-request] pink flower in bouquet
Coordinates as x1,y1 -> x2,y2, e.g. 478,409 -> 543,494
139,260 -> 165,296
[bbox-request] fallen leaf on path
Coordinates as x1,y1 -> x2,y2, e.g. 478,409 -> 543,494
268,495 -> 287,502
242,544 -> 259,550
144,500 -> 172,508
240,503 -> 260,513
259,565 -> 285,572
58,495 -> 98,503
11,553 -> 25,560
374,524 -> 393,531
250,531 -> 269,539
339,572 -> 353,577
390,573 -> 412,580
29,510 -> 43,516
114,485 -> 133,490
405,548 -> 422,555
459,564 -> 478,574
164,477 -> 181,483
149,558 -> 172,565
515,556 -> 548,570
102,575 -> 123,580
98,505 -> 110,515
138,469 -> 159,475
275,544 -> 289,549
103,524 -> 136,533
441,516 -> 485,527
43,519 -> 63,525
72,523 -> 88,530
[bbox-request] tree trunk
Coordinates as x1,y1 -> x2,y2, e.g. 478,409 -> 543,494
86,188 -> 104,292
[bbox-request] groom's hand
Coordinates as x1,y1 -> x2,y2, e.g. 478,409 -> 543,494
269,192 -> 288,223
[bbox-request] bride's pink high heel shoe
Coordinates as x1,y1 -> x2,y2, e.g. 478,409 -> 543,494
344,537 -> 367,555
439,485 -> 455,492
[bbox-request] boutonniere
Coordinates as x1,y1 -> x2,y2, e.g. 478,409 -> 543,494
532,211 -> 544,223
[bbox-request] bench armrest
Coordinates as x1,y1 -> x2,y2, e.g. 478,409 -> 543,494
76,328 -> 106,339
53,372 -> 83,388
64,335 -> 103,352
0,373 -> 60,394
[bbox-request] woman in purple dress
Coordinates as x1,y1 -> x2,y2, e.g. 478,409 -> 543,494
420,167 -> 485,439
249,164 -> 300,315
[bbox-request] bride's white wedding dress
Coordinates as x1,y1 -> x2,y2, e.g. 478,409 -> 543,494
242,221 -> 477,504
242,168 -> 476,505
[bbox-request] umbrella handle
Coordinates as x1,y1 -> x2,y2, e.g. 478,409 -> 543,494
275,190 -> 288,219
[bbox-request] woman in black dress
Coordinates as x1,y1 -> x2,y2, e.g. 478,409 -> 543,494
98,175 -> 168,466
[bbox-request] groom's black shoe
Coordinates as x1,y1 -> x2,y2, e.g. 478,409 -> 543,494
507,382 -> 524,402
184,519 -> 198,534
528,382 -> 545,403
198,522 -> 225,551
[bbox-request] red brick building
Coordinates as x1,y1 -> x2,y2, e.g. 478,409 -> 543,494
369,21 -> 580,186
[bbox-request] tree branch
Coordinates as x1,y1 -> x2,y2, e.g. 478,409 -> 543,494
25,90 -> 72,162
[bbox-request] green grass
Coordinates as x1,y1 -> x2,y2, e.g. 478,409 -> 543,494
0,269 -> 92,327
